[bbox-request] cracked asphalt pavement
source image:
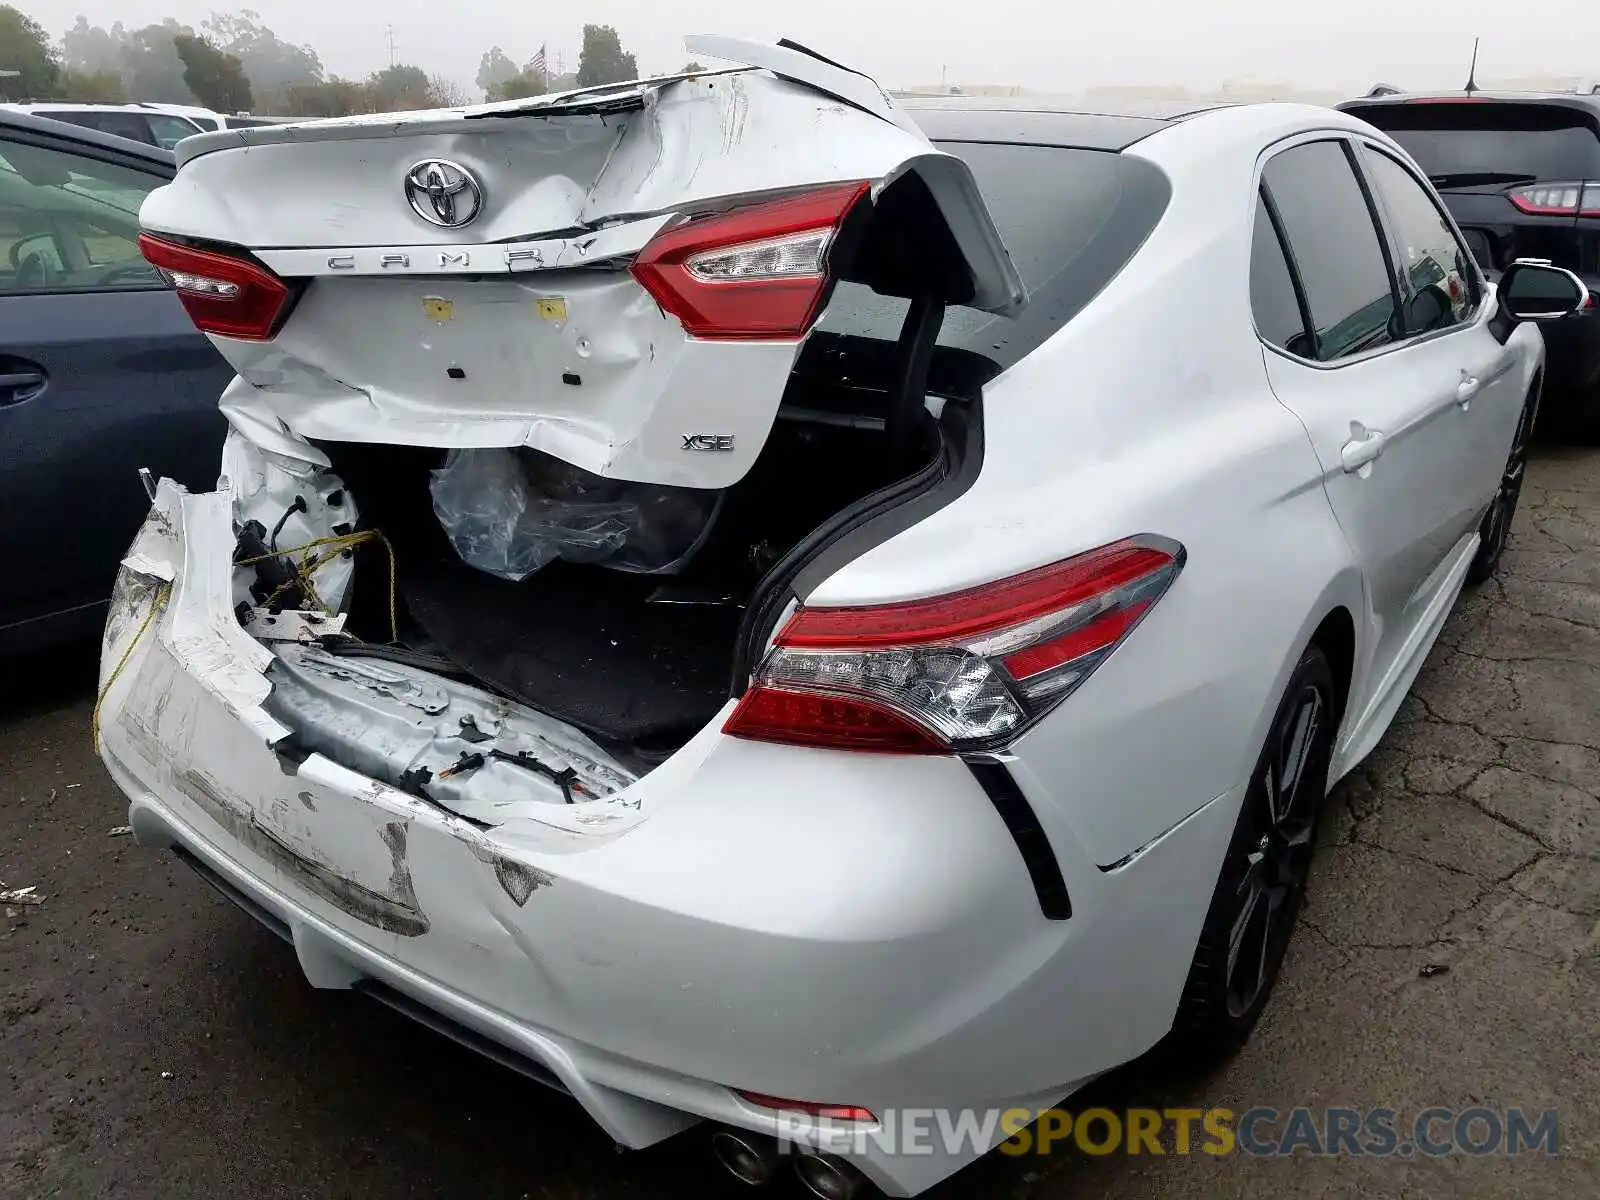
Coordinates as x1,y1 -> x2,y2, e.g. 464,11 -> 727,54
3,444 -> 1598,1200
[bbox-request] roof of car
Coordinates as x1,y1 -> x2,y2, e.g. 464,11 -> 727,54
8,101 -> 163,113
1340,89 -> 1600,112
901,95 -> 1234,150
0,106 -> 176,166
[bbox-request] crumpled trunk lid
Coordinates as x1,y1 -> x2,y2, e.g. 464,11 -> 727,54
139,37 -> 1025,489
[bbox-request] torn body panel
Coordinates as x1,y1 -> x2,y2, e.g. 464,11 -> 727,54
266,643 -> 637,824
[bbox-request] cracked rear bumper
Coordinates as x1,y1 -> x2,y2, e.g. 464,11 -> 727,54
95,480 -> 1242,1196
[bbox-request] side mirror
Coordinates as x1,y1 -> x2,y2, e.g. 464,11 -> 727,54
1499,259 -> 1589,322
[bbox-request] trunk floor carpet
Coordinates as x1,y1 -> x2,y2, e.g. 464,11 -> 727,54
402,563 -> 743,748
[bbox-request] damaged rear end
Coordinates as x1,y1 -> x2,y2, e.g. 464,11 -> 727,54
137,37 -> 1022,488
95,37 -> 1053,1197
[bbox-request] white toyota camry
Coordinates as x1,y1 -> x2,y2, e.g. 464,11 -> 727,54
97,36 -> 1585,1198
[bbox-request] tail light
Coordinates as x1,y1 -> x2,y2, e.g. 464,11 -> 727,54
1508,182 -> 1600,217
735,1091 -> 876,1123
725,536 -> 1185,754
629,181 -> 869,340
138,234 -> 293,340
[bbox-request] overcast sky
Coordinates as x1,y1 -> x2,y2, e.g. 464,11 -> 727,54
22,0 -> 1600,94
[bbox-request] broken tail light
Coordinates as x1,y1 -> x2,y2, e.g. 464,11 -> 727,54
725,536 -> 1186,754
138,234 -> 293,341
629,181 -> 870,340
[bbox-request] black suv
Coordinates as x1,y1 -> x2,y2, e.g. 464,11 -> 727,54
1341,89 -> 1600,432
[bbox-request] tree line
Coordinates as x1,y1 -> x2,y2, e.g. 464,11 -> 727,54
0,6 -> 650,116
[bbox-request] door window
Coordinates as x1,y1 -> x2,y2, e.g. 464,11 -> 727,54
1363,148 -> 1479,335
145,113 -> 203,149
50,110 -> 155,145
1261,140 -> 1400,362
0,139 -> 164,293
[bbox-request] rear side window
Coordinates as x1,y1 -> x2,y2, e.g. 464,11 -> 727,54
1250,194 -> 1310,354
818,143 -> 1171,370
1262,140 -> 1399,362
1352,102 -> 1600,182
1362,148 -> 1478,334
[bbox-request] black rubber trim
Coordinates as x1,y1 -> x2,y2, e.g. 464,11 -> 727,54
729,398 -> 984,691
351,979 -> 570,1095
171,845 -> 293,944
965,760 -> 1072,920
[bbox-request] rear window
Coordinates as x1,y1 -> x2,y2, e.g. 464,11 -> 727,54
817,142 -> 1170,370
1352,102 -> 1600,181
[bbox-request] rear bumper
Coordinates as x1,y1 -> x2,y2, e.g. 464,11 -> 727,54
95,480 -> 1243,1195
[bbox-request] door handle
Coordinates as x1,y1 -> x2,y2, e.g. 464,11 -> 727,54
0,369 -> 46,407
1340,423 -> 1386,475
1457,370 -> 1481,408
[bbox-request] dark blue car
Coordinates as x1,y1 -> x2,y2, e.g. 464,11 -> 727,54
0,109 -> 232,655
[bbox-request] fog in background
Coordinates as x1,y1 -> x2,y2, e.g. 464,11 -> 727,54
18,0 -> 1600,99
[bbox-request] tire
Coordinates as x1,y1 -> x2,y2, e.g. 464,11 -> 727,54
1170,644 -> 1336,1057
1468,384 -> 1539,584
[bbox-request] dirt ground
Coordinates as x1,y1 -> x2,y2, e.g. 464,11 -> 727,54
2,444 -> 1597,1200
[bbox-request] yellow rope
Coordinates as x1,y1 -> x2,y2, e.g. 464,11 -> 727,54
92,580 -> 171,755
239,529 -> 399,642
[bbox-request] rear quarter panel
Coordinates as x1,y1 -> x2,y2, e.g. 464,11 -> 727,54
808,107 -> 1369,868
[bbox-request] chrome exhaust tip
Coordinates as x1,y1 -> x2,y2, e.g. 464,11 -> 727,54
710,1128 -> 783,1186
794,1151 -> 868,1200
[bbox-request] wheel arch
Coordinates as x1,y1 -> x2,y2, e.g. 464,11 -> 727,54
1308,605 -> 1357,727
1243,566 -> 1368,795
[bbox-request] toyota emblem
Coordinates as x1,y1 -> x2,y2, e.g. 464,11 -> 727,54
404,159 -> 483,228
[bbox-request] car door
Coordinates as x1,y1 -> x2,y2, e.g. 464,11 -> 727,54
1354,138 -> 1525,517
0,126 -> 232,649
1253,136 -> 1476,702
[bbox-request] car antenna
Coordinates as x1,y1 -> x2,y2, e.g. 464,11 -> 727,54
1464,36 -> 1481,95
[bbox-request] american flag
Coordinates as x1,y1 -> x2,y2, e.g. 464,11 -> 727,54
528,44 -> 547,80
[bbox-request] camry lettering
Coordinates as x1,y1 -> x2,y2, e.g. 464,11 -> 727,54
439,250 -> 470,268
379,254 -> 411,270
327,255 -> 355,270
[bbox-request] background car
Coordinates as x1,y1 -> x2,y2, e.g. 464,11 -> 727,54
137,102 -> 285,133
0,108 -> 232,656
0,102 -> 282,150
1340,88 -> 1600,435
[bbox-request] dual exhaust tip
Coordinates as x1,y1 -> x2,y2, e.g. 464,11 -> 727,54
710,1128 -> 869,1199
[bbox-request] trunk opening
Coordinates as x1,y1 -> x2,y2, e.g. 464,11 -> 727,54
247,330 -> 987,774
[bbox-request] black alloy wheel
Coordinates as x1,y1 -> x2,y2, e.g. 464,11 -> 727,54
1173,645 -> 1336,1052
